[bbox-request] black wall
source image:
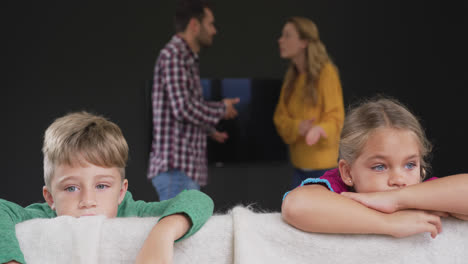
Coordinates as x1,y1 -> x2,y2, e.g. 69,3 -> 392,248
2,1 -> 467,211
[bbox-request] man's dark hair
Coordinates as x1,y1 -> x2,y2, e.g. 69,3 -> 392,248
174,0 -> 212,33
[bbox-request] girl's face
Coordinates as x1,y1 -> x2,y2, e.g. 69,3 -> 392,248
339,127 -> 422,193
278,23 -> 307,60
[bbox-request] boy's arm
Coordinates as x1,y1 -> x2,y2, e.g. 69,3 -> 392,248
341,174 -> 468,220
0,199 -> 55,264
282,185 -> 442,238
119,190 -> 212,264
134,214 -> 190,264
119,189 -> 214,241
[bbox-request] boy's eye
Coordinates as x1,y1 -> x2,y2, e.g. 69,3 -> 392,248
96,184 -> 108,190
405,162 -> 417,169
65,186 -> 77,192
372,164 -> 386,171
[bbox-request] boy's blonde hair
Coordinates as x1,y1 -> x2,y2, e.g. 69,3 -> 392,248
43,111 -> 128,188
339,97 -> 432,179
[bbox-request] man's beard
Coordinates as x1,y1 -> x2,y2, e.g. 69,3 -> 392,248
196,32 -> 213,48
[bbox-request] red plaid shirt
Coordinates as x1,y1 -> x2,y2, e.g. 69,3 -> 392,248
147,35 -> 226,186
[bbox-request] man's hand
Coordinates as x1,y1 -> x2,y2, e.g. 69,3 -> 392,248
223,98 -> 240,119
298,118 -> 315,136
134,214 -> 191,264
210,130 -> 228,143
305,125 -> 327,145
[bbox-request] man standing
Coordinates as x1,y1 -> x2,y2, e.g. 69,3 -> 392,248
148,0 -> 239,200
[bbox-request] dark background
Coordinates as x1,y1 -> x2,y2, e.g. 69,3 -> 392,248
2,1 -> 467,212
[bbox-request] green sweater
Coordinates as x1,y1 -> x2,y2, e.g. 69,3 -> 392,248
0,190 -> 214,264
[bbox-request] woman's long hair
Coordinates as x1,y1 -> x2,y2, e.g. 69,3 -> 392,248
282,17 -> 331,105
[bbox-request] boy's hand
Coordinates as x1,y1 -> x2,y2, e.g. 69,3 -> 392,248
134,214 -> 191,264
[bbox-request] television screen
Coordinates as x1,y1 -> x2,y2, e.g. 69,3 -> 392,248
201,78 -> 288,165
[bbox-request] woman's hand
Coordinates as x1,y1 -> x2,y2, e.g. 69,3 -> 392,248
305,125 -> 327,145
298,118 -> 315,136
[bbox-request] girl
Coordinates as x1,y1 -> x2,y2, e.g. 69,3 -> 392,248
281,98 -> 468,239
274,17 -> 345,189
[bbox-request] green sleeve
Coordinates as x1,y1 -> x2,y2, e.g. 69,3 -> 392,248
117,190 -> 214,241
0,199 -> 56,264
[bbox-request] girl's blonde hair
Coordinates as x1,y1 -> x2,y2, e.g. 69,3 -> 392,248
42,111 -> 128,188
339,97 -> 432,179
282,16 -> 331,105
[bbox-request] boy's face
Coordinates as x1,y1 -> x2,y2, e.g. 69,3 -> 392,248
43,160 -> 128,218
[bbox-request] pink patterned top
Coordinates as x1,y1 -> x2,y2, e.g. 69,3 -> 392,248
283,168 -> 438,200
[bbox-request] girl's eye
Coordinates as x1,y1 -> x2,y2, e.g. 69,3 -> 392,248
405,162 -> 417,170
65,186 -> 77,192
96,184 -> 108,190
372,164 -> 386,171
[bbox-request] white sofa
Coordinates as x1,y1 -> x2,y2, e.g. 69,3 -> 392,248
16,206 -> 468,264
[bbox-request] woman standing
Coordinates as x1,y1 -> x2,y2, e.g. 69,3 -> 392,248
274,17 -> 344,188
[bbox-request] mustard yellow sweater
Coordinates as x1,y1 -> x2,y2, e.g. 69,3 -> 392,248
274,62 -> 344,170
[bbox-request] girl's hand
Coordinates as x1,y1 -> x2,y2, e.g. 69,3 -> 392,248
449,212 -> 468,221
384,210 -> 442,238
341,191 -> 400,213
342,191 -> 452,219
305,125 -> 327,145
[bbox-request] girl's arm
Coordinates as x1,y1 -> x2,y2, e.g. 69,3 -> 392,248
282,184 -> 442,238
341,174 -> 468,220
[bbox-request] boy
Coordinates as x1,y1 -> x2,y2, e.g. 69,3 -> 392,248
0,111 -> 214,264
